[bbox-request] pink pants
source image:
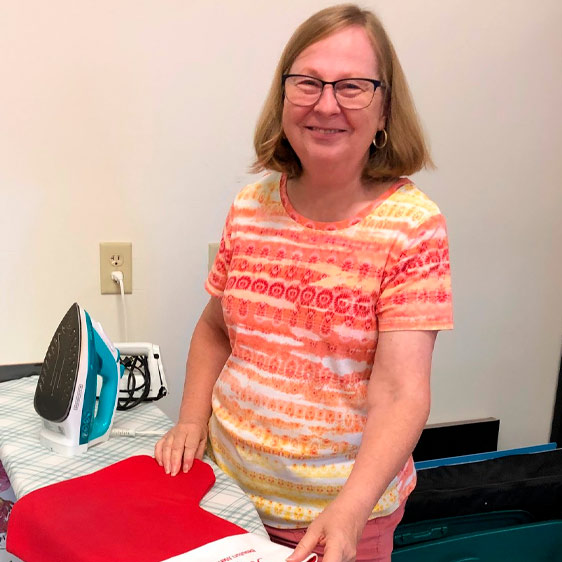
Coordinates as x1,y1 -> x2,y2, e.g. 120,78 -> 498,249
265,503 -> 406,562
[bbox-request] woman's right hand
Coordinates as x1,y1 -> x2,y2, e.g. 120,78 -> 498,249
154,421 -> 208,476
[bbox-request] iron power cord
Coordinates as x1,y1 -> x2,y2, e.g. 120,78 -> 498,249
111,270 -> 129,342
117,354 -> 150,410
110,428 -> 165,438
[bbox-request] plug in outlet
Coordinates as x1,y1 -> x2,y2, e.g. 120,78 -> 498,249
100,242 -> 132,294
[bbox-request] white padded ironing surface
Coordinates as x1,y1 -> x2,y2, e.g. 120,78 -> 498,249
0,376 -> 267,536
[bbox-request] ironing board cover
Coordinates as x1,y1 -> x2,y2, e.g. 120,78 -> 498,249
7,455 -> 249,562
0,377 -> 266,536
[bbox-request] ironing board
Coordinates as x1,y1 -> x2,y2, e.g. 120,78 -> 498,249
0,375 -> 267,537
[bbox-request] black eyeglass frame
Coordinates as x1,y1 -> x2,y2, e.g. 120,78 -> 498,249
282,73 -> 385,109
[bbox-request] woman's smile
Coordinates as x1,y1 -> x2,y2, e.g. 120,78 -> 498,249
304,125 -> 348,136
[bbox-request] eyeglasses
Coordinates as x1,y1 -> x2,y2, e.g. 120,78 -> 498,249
282,74 -> 384,110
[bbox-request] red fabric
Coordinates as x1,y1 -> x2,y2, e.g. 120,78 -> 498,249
7,455 -> 247,561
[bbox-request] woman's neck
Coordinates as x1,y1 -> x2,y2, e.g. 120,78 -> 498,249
286,169 -> 394,223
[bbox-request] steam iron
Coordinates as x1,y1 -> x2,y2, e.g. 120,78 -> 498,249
34,303 -> 124,456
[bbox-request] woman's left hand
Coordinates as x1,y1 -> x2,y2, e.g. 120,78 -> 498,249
286,502 -> 364,562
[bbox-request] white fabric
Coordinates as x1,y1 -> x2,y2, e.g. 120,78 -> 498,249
162,533 -> 317,562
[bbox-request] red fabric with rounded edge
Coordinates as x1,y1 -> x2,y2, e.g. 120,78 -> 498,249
7,455 -> 247,561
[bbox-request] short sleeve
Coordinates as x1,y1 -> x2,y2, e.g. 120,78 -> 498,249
205,205 -> 234,298
376,213 -> 453,331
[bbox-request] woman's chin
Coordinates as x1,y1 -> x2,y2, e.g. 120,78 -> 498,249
300,146 -> 364,172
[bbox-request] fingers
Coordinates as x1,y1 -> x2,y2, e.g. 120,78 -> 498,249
286,527 -> 321,562
153,423 -> 206,476
181,432 -> 201,474
170,438 -> 187,476
320,544 -> 348,562
287,518 -> 356,562
194,434 -> 207,461
162,432 -> 175,475
154,436 -> 164,466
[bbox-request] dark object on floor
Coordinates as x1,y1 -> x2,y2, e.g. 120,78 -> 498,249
403,448 -> 562,524
413,418 -> 499,462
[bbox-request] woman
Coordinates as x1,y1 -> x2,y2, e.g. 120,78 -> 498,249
155,5 -> 453,561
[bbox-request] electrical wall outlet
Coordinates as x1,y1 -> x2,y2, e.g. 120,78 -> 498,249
100,242 -> 132,294
208,242 -> 220,272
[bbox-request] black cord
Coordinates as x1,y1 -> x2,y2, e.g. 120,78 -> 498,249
117,354 -> 151,410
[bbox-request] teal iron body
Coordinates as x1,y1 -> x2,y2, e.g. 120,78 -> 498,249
34,303 -> 124,456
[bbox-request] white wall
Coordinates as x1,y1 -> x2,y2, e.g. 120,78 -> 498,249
1,0 -> 561,450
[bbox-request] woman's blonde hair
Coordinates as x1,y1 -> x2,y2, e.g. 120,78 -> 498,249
252,4 -> 433,181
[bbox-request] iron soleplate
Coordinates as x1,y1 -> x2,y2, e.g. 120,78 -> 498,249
34,303 -> 82,423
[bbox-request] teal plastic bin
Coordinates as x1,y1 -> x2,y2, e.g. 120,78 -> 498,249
391,521 -> 562,561
394,510 -> 534,548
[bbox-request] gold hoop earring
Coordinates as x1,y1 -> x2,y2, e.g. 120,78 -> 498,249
373,129 -> 388,149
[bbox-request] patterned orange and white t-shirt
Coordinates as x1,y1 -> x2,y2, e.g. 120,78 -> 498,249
205,172 -> 453,528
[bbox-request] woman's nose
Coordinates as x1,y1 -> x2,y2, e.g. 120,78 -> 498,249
313,85 -> 341,114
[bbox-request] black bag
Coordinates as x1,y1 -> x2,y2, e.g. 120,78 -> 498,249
402,449 -> 562,524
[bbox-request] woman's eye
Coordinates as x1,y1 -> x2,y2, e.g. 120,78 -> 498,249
339,81 -> 362,91
296,79 -> 321,88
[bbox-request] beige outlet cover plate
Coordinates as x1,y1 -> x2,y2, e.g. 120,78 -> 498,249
100,242 -> 132,294
208,242 -> 220,272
